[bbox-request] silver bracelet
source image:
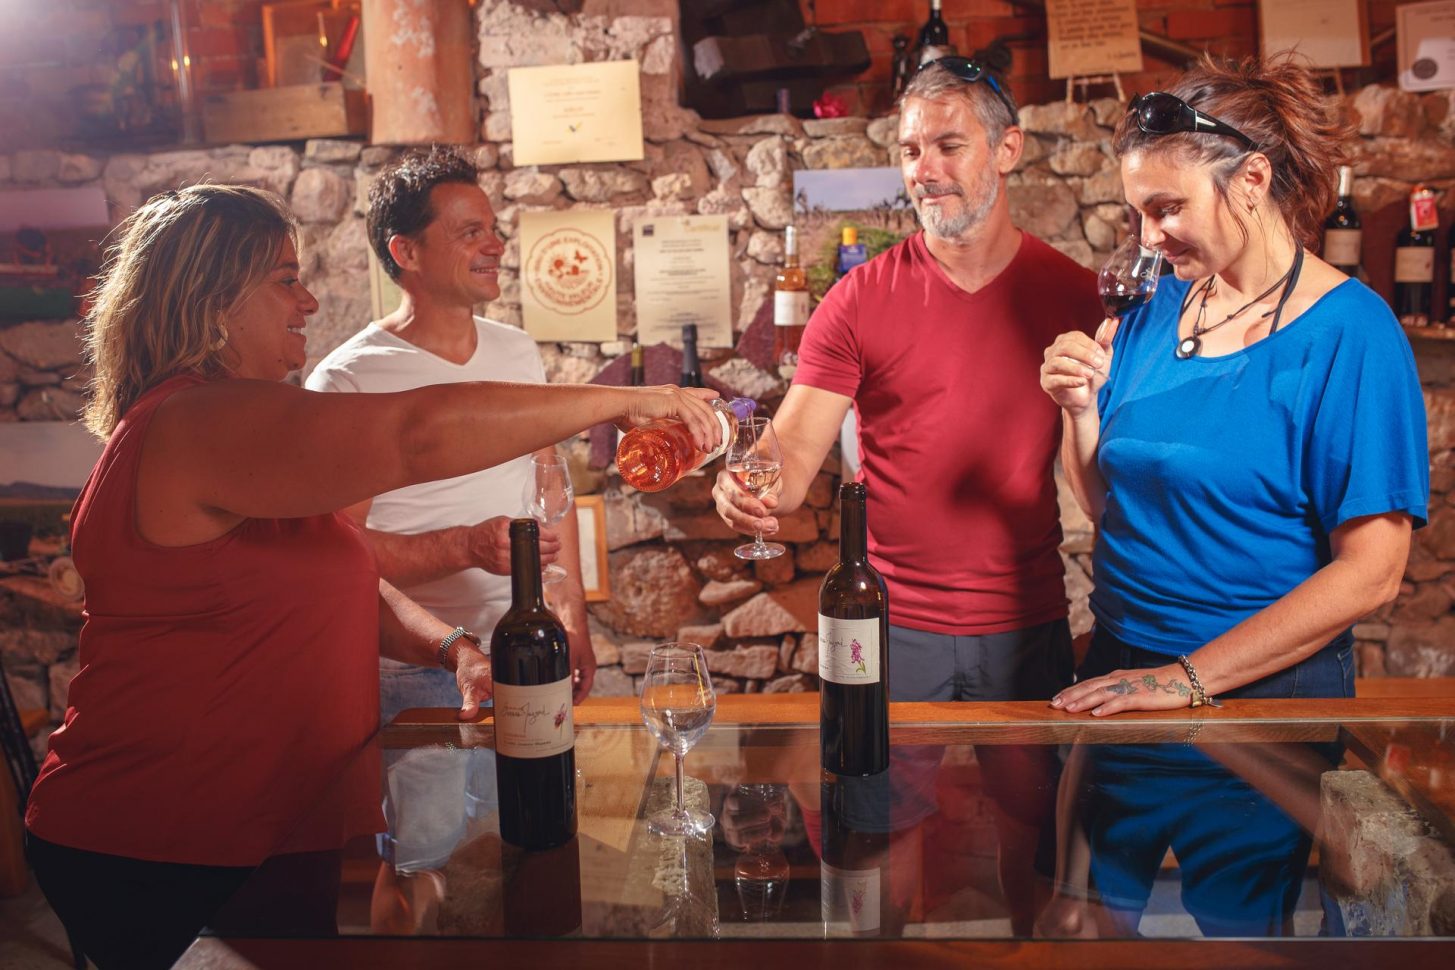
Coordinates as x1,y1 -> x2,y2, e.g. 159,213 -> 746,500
1175,654 -> 1209,708
437,626 -> 481,670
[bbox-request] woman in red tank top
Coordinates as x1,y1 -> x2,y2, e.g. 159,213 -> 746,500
23,184 -> 723,969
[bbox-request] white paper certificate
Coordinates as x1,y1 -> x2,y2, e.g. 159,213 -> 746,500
1397,1 -> 1455,92
632,214 -> 733,348
519,208 -> 618,342
508,60 -> 645,166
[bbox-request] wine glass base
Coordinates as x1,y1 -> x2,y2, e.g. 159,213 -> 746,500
648,808 -> 715,838
733,541 -> 786,561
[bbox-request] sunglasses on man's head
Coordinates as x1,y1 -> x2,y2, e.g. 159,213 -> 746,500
919,56 -> 1020,126
1128,92 -> 1257,150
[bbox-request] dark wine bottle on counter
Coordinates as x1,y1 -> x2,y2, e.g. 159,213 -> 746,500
1447,221 -> 1455,326
1322,165 -> 1362,278
819,482 -> 889,777
492,518 -> 576,850
1394,185 -> 1438,328
680,323 -> 703,388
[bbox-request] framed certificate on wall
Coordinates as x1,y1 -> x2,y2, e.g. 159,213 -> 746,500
1259,0 -> 1369,68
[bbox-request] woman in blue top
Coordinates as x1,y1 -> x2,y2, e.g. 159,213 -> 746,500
1041,55 -> 1428,715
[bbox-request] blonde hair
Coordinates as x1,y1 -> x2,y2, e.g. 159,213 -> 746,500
82,184 -> 297,437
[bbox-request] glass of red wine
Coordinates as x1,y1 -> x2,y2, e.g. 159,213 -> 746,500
1098,233 -> 1163,319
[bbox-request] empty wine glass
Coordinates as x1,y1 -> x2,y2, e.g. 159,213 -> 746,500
521,453 -> 573,584
1098,231 -> 1163,320
640,643 -> 716,838
726,416 -> 785,561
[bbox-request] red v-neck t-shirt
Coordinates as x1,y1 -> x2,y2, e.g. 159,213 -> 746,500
794,231 -> 1100,634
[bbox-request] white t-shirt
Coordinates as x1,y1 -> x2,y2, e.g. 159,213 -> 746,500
306,317 -> 547,654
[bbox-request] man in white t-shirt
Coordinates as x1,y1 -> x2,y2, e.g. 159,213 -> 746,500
306,147 -> 596,921
309,146 -> 596,716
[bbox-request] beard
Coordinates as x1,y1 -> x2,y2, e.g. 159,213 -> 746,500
914,166 -> 1000,239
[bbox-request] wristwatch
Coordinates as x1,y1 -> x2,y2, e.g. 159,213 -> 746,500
437,626 -> 483,669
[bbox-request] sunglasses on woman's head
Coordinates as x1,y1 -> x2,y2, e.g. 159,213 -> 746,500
918,56 -> 1020,126
1128,92 -> 1257,150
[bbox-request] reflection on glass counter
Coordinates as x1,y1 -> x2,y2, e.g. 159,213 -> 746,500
204,710 -> 1455,949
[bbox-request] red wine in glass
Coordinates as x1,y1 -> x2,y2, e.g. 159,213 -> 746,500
1098,234 -> 1163,320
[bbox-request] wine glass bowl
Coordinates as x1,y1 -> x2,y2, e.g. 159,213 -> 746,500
727,416 -> 786,561
640,643 -> 717,838
1098,233 -> 1163,319
522,453 -> 574,583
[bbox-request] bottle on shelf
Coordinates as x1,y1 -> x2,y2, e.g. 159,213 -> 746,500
915,0 -> 955,68
818,482 -> 889,777
629,339 -> 645,387
1447,220 -> 1455,326
616,396 -> 757,493
774,225 -> 809,380
1394,184 -> 1438,328
1322,165 -> 1362,279
834,226 -> 868,283
680,323 -> 703,388
492,518 -> 577,850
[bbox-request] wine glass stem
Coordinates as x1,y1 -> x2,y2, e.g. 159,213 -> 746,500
674,750 -> 686,817
752,528 -> 766,552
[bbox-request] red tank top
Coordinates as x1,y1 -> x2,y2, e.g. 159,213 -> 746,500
26,374 -> 384,865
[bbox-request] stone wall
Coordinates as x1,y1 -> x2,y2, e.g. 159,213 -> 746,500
3,2 -> 1455,733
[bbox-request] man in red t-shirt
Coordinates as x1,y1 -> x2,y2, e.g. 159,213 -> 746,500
713,59 -> 1101,933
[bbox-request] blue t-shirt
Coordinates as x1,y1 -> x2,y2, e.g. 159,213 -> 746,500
1091,276 -> 1429,655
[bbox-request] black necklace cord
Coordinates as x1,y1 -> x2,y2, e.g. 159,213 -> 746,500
1174,243 -> 1304,359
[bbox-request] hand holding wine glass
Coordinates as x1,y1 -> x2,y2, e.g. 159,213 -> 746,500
726,417 -> 786,561
640,642 -> 717,838
521,453 -> 574,584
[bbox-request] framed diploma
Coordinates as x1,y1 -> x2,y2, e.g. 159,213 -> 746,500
519,208 -> 618,342
508,60 -> 645,166
574,495 -> 610,602
1259,0 -> 1368,68
632,214 -> 733,348
1397,1 -> 1455,92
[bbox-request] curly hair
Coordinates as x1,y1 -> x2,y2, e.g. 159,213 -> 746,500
1113,53 -> 1358,249
366,145 -> 480,280
82,184 -> 295,438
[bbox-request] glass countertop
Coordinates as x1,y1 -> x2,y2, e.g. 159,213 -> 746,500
201,696 -> 1455,951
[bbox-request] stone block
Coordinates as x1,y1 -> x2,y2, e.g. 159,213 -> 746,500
799,135 -> 885,171
693,545 -> 749,582
791,633 -> 818,675
763,673 -> 811,693
708,357 -> 784,401
742,186 -> 793,229
1018,101 -> 1101,140
803,118 -> 868,137
503,167 -> 562,204
778,634 -> 797,671
795,541 -> 837,574
1048,142 -> 1107,177
304,139 -> 363,163
699,578 -> 762,607
604,490 -> 667,550
1352,86 -> 1427,138
1008,175 -> 1079,240
753,551 -> 795,585
1385,617 -> 1455,677
589,546 -> 702,637
0,321 -> 82,370
676,622 -> 724,649
17,386 -> 85,421
721,579 -> 819,637
866,115 -> 899,147
292,167 -> 352,224
590,665 -> 636,697
57,153 -> 103,183
705,644 -> 779,679
12,150 -> 60,182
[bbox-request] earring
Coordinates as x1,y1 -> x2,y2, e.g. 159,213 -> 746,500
210,323 -> 229,352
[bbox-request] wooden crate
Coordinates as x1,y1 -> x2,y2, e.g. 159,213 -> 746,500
201,83 -> 366,145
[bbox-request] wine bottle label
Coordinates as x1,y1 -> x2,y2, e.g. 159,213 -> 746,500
818,615 -> 881,685
774,290 -> 809,327
1323,229 -> 1361,267
1411,194 -> 1439,233
703,408 -> 733,463
493,677 -> 574,759
821,861 -> 881,934
1395,247 -> 1435,284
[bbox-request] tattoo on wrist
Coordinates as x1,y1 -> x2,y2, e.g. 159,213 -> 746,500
1140,674 -> 1191,697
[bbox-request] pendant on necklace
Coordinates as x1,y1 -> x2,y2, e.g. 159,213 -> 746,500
1176,335 -> 1201,359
